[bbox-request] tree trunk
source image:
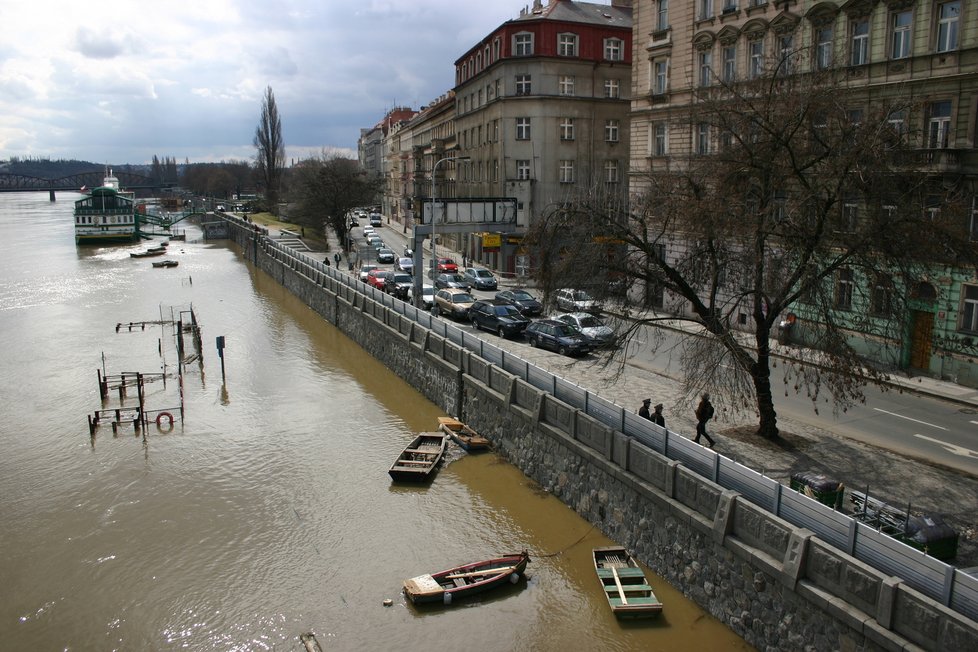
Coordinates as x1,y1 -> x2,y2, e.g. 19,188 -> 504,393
752,337 -> 780,439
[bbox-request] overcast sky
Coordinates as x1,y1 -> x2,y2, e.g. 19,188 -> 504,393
0,1 -> 526,165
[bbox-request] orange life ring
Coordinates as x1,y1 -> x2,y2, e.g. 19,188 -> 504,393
156,412 -> 174,428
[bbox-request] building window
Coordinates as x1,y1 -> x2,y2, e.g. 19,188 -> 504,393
841,202 -> 858,232
778,35 -> 795,75
657,0 -> 669,31
870,276 -> 894,317
815,25 -> 833,70
936,2 -> 961,52
605,119 -> 620,143
493,38 -> 501,60
559,118 -> 575,141
698,0 -> 714,21
558,33 -> 578,57
516,160 -> 531,181
723,0 -> 738,12
696,122 -> 711,155
927,101 -> 952,149
891,10 -> 912,59
887,109 -> 907,144
970,196 -> 978,242
516,74 -> 531,95
493,159 -> 499,182
835,268 -> 854,310
850,18 -> 869,66
604,160 -> 619,184
559,75 -> 575,96
961,285 -> 978,332
604,38 -> 624,61
698,50 -> 713,87
604,78 -> 620,98
748,39 -> 764,78
653,60 -> 668,94
559,160 -> 575,183
493,119 -> 499,142
652,123 -> 668,156
722,45 -> 736,82
514,32 -> 534,56
516,117 -> 531,140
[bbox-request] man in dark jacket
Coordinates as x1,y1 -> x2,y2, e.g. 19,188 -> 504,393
638,398 -> 652,420
694,393 -> 716,448
651,403 -> 665,428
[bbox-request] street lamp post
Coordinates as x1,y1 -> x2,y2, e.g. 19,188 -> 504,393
430,154 -> 470,277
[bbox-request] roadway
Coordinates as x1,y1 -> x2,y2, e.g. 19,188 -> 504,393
353,218 -> 978,478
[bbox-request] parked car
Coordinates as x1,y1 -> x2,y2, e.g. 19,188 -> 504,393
408,284 -> 435,310
430,257 -> 458,274
433,288 -> 476,320
358,263 -> 379,283
524,319 -> 592,357
384,272 -> 414,299
366,269 -> 393,290
469,300 -> 530,338
554,312 -> 615,347
377,248 -> 396,264
555,288 -> 602,314
369,213 -> 383,227
495,289 -> 543,316
433,273 -> 472,290
463,267 -> 498,290
367,236 -> 384,250
362,225 -> 375,237
395,256 -> 414,273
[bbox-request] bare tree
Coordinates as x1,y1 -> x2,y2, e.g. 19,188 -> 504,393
290,152 -> 382,251
527,69 -> 975,440
253,86 -> 285,214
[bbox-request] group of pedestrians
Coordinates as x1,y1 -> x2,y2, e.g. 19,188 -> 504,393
638,393 -> 716,449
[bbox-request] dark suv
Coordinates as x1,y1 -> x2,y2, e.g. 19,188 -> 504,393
524,319 -> 592,356
384,272 -> 414,299
469,300 -> 531,338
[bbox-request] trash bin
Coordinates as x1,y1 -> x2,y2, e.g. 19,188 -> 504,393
790,471 -> 844,509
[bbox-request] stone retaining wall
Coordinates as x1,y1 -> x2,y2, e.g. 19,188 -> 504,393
223,217 -> 977,652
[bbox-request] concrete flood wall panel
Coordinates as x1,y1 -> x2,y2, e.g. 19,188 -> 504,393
222,218 -> 977,652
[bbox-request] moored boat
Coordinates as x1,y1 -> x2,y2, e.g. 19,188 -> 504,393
403,550 -> 530,605
130,246 -> 167,258
437,416 -> 491,451
388,432 -> 448,482
151,259 -> 179,268
593,546 -> 662,618
74,170 -> 139,244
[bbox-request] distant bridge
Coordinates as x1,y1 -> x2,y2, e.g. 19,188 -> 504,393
0,171 -> 175,193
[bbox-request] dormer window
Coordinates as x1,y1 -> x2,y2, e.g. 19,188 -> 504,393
604,38 -> 624,61
514,32 -> 534,56
558,33 -> 578,57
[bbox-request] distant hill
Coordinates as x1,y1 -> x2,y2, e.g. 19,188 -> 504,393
0,158 -> 150,179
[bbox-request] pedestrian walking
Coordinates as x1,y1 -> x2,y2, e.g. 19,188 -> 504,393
334,252 -> 341,265
638,398 -> 652,420
323,257 -> 330,267
651,403 -> 665,428
694,393 -> 716,448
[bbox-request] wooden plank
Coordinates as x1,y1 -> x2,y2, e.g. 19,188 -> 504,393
443,565 -> 516,580
612,567 -> 627,605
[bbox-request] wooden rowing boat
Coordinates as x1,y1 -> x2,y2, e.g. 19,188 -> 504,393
403,550 -> 530,605
151,259 -> 179,268
388,432 -> 448,482
437,416 -> 491,451
593,546 -> 662,618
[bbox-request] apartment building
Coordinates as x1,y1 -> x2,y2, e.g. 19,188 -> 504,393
450,0 -> 634,273
629,0 -> 978,384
